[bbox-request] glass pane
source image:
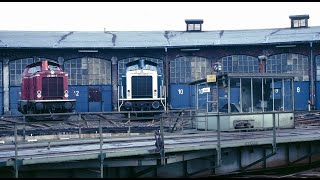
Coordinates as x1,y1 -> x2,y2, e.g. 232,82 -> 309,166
267,53 -> 309,81
241,78 -> 252,112
230,78 -> 241,112
219,55 -> 258,73
10,58 -> 34,86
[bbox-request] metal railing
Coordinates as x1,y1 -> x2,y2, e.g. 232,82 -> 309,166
0,109 -> 289,178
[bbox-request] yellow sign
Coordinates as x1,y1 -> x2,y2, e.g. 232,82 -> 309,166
207,74 -> 216,82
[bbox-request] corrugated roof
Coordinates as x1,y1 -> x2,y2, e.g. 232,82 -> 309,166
0,26 -> 319,48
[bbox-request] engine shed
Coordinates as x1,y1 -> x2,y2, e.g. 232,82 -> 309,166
0,14 -> 319,115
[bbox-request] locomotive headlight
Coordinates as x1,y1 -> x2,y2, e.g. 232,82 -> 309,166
154,89 -> 157,96
36,90 -> 41,98
64,102 -> 72,109
124,101 -> 132,109
36,103 -> 44,110
152,101 -> 160,109
64,90 -> 69,98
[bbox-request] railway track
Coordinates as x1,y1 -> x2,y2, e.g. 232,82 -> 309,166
0,111 -> 319,138
0,112 -> 190,137
295,112 -> 320,127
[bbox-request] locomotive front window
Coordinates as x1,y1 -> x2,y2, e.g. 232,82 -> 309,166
48,65 -> 61,71
118,57 -> 163,84
131,76 -> 153,98
28,66 -> 41,74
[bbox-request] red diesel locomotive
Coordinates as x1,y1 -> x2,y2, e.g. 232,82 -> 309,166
18,60 -> 76,116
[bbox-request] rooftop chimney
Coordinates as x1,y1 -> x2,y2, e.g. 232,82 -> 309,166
289,14 -> 309,28
185,19 -> 203,32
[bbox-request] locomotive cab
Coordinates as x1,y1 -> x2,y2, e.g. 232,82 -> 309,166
18,60 -> 76,116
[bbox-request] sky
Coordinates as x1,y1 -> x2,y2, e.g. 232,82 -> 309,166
0,2 -> 319,32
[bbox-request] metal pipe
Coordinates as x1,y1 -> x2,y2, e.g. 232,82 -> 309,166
165,47 -> 169,104
217,77 -> 221,166
310,42 -> 315,108
292,78 -> 295,110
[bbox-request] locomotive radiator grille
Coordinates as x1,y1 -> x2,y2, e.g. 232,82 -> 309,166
42,77 -> 64,97
132,76 -> 152,98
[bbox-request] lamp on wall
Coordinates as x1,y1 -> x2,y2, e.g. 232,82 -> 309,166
275,45 -> 296,48
258,55 -> 267,60
213,62 -> 222,73
180,48 -> 200,51
78,50 -> 99,53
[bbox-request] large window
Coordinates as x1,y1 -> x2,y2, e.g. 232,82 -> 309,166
267,53 -> 309,81
170,56 -> 210,84
118,57 -> 163,84
64,57 -> 111,85
9,58 -> 34,86
218,55 -> 259,73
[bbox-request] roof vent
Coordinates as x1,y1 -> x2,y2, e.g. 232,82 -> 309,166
185,19 -> 203,32
289,14 -> 309,28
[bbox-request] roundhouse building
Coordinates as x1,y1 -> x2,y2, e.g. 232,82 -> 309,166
0,15 -> 319,114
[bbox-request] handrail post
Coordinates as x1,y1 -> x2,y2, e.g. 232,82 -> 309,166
205,111 -> 208,131
99,119 -> 104,178
14,124 -> 19,178
272,112 -> 277,153
128,112 -> 131,136
22,116 -> 26,142
217,113 -> 221,167
79,126 -> 82,139
181,111 -> 184,132
160,115 -> 165,165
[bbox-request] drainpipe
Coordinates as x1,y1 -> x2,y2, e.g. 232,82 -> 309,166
165,47 -> 169,106
3,58 -> 9,114
310,42 -> 315,109
111,56 -> 118,111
